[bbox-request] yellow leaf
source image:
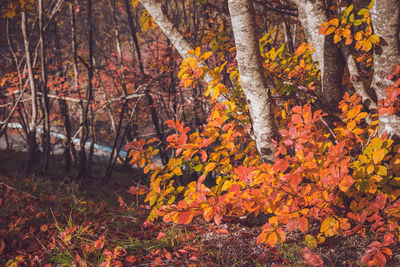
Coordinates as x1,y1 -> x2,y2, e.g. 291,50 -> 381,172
144,164 -> 152,174
367,164 -> 375,175
222,180 -> 232,191
203,206 -> 214,222
205,162 -> 217,172
173,167 -> 183,176
376,165 -> 387,176
355,31 -> 363,41
305,234 -> 317,249
321,217 -> 339,237
201,51 -> 213,60
325,27 -> 336,35
373,149 -> 385,164
369,34 -> 380,44
334,34 -> 342,44
131,0 -> 139,8
266,231 -> 278,247
195,47 -> 201,58
361,40 -> 372,52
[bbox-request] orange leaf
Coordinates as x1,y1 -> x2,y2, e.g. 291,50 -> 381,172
203,206 -> 214,222
205,162 -> 217,172
330,18 -> 339,27
373,149 -> 385,164
339,175 -> 354,192
125,255 -> 136,264
127,186 -> 148,195
178,211 -> 193,224
197,175 -> 206,191
370,251 -> 387,267
321,217 -> 339,237
299,217 -> 309,233
325,27 -> 336,35
266,231 -> 278,247
94,239 -> 104,250
216,229 -> 229,234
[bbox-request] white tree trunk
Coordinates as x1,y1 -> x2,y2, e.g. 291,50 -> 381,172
370,0 -> 400,136
140,0 -> 195,60
228,0 -> 276,162
141,0 -> 276,161
294,0 -> 345,112
140,0 -> 224,97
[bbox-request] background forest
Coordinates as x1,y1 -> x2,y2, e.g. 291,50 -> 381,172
1,0 -> 400,266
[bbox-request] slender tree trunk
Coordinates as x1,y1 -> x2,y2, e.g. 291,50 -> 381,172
22,10 -> 39,174
294,0 -> 346,113
370,0 -> 400,136
146,90 -> 169,164
105,0 -> 129,179
39,0 -> 51,173
70,1 -> 80,171
52,20 -> 75,173
78,0 -> 94,179
227,0 -> 276,162
140,0 -> 195,60
123,0 -> 145,73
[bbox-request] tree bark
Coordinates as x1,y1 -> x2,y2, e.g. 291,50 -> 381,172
370,0 -> 400,136
78,0 -> 94,179
228,0 -> 276,162
140,0 -> 197,61
123,0 -> 145,73
294,0 -> 346,113
39,0 -> 51,173
21,10 -> 39,174
52,19 -> 75,173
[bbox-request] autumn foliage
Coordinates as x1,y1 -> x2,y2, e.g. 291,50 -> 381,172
128,40 -> 400,267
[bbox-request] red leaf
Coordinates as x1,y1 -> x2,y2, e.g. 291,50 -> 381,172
299,217 -> 309,233
157,232 -> 167,239
371,251 -> 387,267
375,193 -> 386,210
216,229 -> 229,234
291,114 -> 303,125
200,150 -> 208,162
125,255 -> 136,264
94,239 -> 105,250
303,247 -> 323,267
393,64 -> 400,76
127,186 -> 148,195
197,175 -> 206,190
183,245 -> 198,251
214,214 -> 222,225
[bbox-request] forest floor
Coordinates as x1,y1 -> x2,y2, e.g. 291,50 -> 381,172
1,150 -> 400,267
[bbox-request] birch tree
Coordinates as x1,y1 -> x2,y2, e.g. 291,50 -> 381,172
228,0 -> 276,162
293,0 -> 346,113
140,0 -> 277,161
370,0 -> 400,136
21,10 -> 39,174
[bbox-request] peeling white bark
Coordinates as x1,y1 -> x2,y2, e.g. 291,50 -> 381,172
141,0 -> 276,161
140,0 -> 222,97
370,0 -> 400,136
340,44 -> 377,110
294,0 -> 345,112
228,0 -> 276,161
